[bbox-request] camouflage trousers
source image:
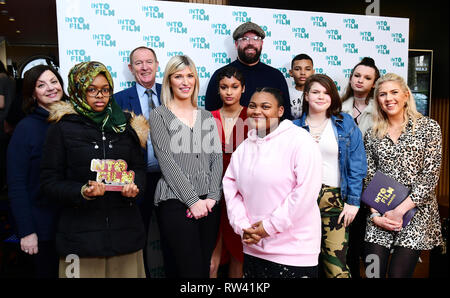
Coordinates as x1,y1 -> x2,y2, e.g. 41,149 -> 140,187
318,185 -> 351,278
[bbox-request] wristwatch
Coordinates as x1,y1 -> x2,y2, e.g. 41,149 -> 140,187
369,212 -> 381,222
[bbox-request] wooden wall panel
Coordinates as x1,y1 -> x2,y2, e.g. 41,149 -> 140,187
431,97 -> 449,218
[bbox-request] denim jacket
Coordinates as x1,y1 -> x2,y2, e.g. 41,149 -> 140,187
293,112 -> 367,206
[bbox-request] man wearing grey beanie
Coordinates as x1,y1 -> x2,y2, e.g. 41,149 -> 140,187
205,22 -> 292,120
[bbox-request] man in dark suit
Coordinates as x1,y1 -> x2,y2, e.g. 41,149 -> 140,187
114,46 -> 161,277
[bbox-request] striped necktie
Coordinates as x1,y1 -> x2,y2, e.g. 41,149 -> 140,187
145,89 -> 156,110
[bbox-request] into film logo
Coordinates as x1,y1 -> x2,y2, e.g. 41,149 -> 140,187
392,33 -> 406,43
292,27 -> 309,39
198,96 -> 206,108
67,49 -> 90,63
360,31 -> 375,42
376,44 -> 390,55
212,24 -> 231,36
189,8 -> 209,21
326,55 -> 342,66
376,20 -> 391,31
343,68 -> 353,78
65,17 -> 90,30
273,40 -> 290,52
232,11 -> 251,23
143,35 -> 165,49
91,3 -> 115,16
156,66 -> 164,79
314,67 -> 325,74
168,51 -> 184,57
106,66 -> 117,79
343,43 -> 359,54
333,80 -> 341,92
92,33 -> 116,47
118,19 -> 140,32
118,49 -> 131,63
212,52 -> 231,64
326,29 -> 342,41
343,18 -> 359,29
166,21 -> 188,34
344,19 -> 359,29
65,254 -> 80,278
311,41 -> 327,53
391,57 -> 405,67
311,16 -> 327,27
190,37 -> 210,49
273,13 -> 290,25
196,66 -> 211,79
120,81 -> 135,88
142,5 -> 164,19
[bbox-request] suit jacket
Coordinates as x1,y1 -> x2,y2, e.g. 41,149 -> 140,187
114,83 -> 162,182
114,83 -> 162,116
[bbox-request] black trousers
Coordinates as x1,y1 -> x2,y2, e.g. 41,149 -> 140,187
139,172 -> 161,278
33,240 -> 59,278
156,197 -> 220,278
139,172 -> 161,229
243,254 -> 318,278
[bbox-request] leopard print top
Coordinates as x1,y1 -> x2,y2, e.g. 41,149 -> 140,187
363,116 -> 443,250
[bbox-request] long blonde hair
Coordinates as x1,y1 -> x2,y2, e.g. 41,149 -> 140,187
372,73 -> 422,138
161,55 -> 199,107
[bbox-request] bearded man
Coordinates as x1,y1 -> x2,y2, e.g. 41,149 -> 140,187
205,22 -> 292,120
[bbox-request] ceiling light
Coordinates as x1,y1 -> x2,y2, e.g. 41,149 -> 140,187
9,16 -> 15,21
16,30 -> 21,34
0,1 -> 6,5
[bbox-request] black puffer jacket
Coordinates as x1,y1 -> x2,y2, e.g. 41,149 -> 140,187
40,101 -> 148,257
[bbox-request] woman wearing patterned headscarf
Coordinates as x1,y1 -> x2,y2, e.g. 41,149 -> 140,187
40,61 -> 149,278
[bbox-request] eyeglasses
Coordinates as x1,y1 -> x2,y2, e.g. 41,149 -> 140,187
86,87 -> 111,97
237,36 -> 262,43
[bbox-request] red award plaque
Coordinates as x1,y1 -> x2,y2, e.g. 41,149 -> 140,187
90,159 -> 135,191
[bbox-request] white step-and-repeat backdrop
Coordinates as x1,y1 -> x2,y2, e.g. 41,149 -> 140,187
56,0 -> 409,108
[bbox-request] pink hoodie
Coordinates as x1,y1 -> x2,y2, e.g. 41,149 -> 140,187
223,120 -> 322,267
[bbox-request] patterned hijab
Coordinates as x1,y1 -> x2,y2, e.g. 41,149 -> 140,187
67,61 -> 126,133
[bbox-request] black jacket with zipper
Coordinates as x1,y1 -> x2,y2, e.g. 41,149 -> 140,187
40,101 -> 148,257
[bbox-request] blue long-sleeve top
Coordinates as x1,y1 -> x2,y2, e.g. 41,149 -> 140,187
7,106 -> 58,241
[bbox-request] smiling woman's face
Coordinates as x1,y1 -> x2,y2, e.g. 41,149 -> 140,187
170,66 -> 196,102
247,91 -> 284,134
34,70 -> 63,109
377,81 -> 409,119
